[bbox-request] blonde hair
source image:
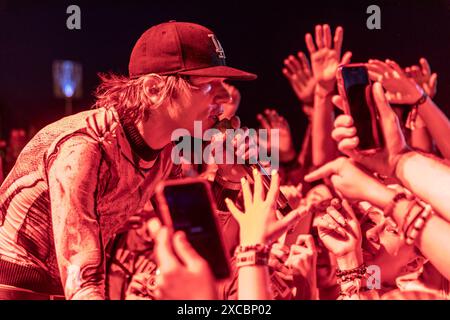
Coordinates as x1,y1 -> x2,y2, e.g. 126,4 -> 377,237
92,73 -> 193,123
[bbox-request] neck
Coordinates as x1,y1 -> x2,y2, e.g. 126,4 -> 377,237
136,112 -> 176,150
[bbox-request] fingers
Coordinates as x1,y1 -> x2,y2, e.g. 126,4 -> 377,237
334,114 -> 354,128
155,227 -> 179,272
331,95 -> 345,111
331,126 -> 357,142
337,136 -> 360,155
297,51 -> 312,76
305,33 -> 317,54
323,24 -> 332,48
429,73 -> 438,92
340,51 -> 352,65
304,157 -> 341,182
289,55 -> 303,74
317,213 -> 346,237
295,234 -> 316,251
367,59 -> 391,80
241,177 -> 253,210
257,113 -> 271,130
284,56 -> 307,83
266,170 -> 280,205
271,242 -> 290,260
326,206 -> 347,227
333,26 -> 343,56
252,168 -> 265,200
341,199 -> 358,221
372,82 -> 395,121
270,208 -> 304,240
172,231 -> 205,270
225,197 -> 243,222
315,25 -> 324,49
419,57 -> 431,77
385,59 -> 404,76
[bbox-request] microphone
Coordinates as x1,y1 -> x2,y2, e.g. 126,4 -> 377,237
214,117 -> 293,216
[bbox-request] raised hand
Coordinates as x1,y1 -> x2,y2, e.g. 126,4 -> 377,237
283,52 -> 316,104
367,59 -> 424,104
404,57 -> 438,98
225,168 -> 304,245
285,234 -> 317,281
315,200 -> 362,259
304,157 -> 395,210
257,109 -> 296,162
305,24 -> 352,92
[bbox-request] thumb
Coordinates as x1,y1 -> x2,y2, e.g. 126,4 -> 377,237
372,82 -> 396,121
340,51 -> 352,65
172,231 -> 206,270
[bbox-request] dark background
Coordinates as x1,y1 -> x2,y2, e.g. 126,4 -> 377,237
1,0 -> 449,149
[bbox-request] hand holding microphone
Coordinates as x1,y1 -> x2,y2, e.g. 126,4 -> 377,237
213,116 -> 293,216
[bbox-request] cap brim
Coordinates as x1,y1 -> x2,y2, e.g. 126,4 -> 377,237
178,65 -> 257,81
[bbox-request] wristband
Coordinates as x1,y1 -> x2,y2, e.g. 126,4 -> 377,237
235,244 -> 270,268
413,89 -> 428,107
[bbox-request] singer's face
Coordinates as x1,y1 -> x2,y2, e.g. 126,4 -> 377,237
172,76 -> 230,135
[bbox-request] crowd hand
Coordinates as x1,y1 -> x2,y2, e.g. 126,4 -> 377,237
279,183 -> 303,209
283,52 -> 316,104
304,157 -> 386,204
125,256 -> 157,300
125,272 -> 152,300
331,82 -> 410,177
225,168 -> 305,246
213,122 -> 255,183
367,59 -> 424,104
305,24 -> 352,92
154,227 -> 217,300
315,199 -> 362,258
285,235 -> 317,282
257,109 -> 296,162
268,242 -> 292,277
404,57 -> 438,98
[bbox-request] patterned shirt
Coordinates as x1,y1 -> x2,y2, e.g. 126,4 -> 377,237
0,107 -> 179,299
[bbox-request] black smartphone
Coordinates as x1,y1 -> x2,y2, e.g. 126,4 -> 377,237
155,178 -> 230,280
337,64 -> 384,153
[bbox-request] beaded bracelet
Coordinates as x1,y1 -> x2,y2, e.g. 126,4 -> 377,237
383,192 -> 409,217
336,263 -> 367,284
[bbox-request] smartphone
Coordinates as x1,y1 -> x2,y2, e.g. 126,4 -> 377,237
154,178 -> 231,279
283,208 -> 315,246
337,64 -> 384,153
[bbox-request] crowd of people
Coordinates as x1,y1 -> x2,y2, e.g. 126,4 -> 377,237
0,20 -> 449,300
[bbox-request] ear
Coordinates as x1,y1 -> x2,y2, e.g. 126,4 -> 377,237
404,255 -> 427,274
143,75 -> 165,107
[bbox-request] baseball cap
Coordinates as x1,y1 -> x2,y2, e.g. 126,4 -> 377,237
129,21 -> 257,80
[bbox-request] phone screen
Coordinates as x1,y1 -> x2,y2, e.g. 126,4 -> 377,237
163,182 -> 230,279
341,66 -> 384,151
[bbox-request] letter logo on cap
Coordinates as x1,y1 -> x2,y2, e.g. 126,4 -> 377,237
208,34 -> 226,59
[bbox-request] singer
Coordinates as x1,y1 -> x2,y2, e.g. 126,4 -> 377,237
0,21 -> 256,300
